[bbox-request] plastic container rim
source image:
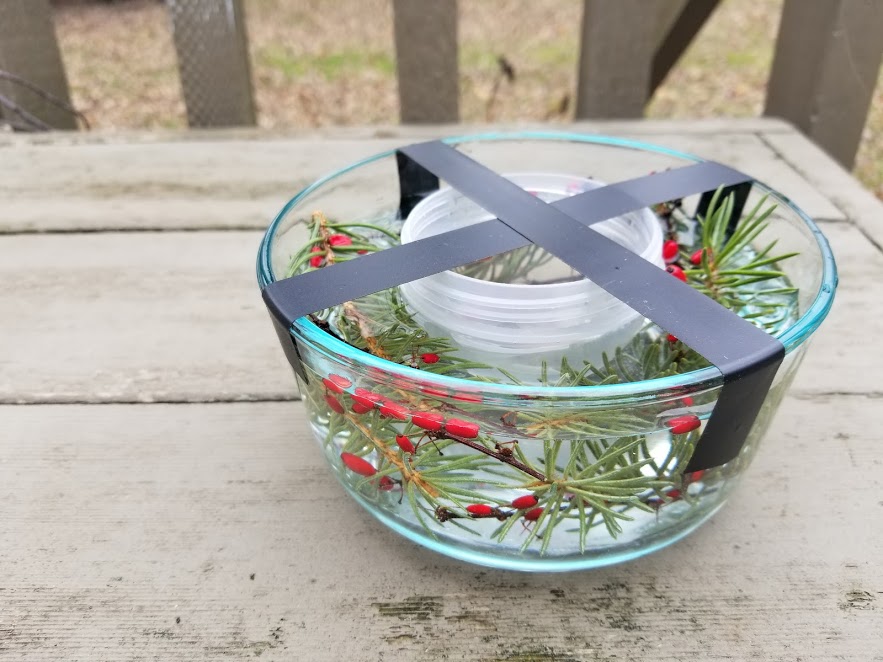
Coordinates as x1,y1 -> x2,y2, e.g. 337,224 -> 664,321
400,171 -> 663,293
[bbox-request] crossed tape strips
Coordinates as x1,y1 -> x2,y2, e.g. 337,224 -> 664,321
263,140 -> 784,471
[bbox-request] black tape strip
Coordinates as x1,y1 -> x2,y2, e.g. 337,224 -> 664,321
396,141 -> 784,471
264,161 -> 751,331
262,143 -> 783,470
264,161 -> 745,382
697,181 -> 752,236
396,150 -> 440,217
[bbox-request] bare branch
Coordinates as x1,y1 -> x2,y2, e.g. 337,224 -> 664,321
0,69 -> 90,130
0,92 -> 52,131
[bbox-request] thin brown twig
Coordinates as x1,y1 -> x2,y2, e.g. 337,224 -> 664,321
0,92 -> 51,130
440,431 -> 548,483
0,69 -> 90,130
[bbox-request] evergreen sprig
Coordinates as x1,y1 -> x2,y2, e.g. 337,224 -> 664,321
685,189 -> 798,331
285,189 -> 796,552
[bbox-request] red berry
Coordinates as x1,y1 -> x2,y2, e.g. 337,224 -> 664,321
396,435 -> 415,454
420,352 -> 440,364
357,249 -> 368,255
452,392 -> 483,404
511,494 -> 539,510
411,411 -> 444,432
309,245 -> 324,268
523,507 -> 544,522
340,452 -> 376,477
662,239 -> 679,262
466,504 -> 494,517
322,373 -> 351,395
667,489 -> 682,501
324,393 -> 345,415
444,418 -> 480,439
681,396 -> 695,407
351,387 -> 383,409
687,469 -> 705,482
690,248 -> 704,266
666,264 -> 687,282
379,475 -> 396,491
666,414 -> 701,435
420,386 -> 450,399
351,401 -> 373,415
329,234 -> 352,247
378,400 -> 409,420
667,333 -> 678,343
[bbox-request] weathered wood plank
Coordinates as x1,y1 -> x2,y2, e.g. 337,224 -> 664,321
576,0 -> 658,118
576,0 -> 716,116
0,0 -> 76,130
761,129 -> 883,253
0,131 -> 845,233
0,117 -> 802,146
0,230 -> 293,404
167,0 -> 256,127
649,0 -> 690,50
650,0 -> 722,92
765,0 -> 883,169
0,396 -> 880,660
392,0 -> 459,123
0,222 -> 873,403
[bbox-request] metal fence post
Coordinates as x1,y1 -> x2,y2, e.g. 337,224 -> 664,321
167,0 -> 256,127
0,0 -> 76,130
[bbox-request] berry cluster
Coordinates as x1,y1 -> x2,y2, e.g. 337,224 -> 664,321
662,236 -> 706,345
326,366 -> 706,537
461,495 -> 543,524
323,373 -> 482,438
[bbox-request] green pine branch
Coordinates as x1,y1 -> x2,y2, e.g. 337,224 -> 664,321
285,188 -> 796,552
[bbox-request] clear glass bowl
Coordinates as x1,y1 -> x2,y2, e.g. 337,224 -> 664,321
256,132 -> 837,572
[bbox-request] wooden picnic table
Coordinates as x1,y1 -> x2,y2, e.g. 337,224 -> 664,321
1,119 -> 881,661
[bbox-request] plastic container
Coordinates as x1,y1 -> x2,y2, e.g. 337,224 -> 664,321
257,132 -> 837,572
400,173 -> 665,380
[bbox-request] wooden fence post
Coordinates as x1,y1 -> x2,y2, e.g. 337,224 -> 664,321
576,0 -> 700,118
651,0 -> 722,92
765,0 -> 883,169
167,0 -> 256,127
393,0 -> 459,124
0,0 -> 76,130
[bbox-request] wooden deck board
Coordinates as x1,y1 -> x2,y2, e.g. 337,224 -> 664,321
0,124 -> 844,234
0,221 -> 874,404
1,397 -> 880,660
1,119 -> 880,660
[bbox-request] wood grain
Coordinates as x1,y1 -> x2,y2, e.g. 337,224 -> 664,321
1,123 -> 880,660
0,131 -> 843,233
576,0 -> 658,118
393,0 -> 459,123
0,397 -> 880,661
761,130 -> 883,252
765,0 -> 883,169
0,221 -> 871,404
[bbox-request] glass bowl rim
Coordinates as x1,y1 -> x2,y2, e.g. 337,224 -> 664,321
257,130 -> 838,400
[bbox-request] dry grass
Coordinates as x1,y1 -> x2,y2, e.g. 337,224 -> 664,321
52,0 -> 882,197
54,0 -> 185,129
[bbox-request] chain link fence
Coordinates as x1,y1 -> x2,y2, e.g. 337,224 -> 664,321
166,0 -> 255,127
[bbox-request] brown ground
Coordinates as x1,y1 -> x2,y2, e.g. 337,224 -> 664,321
51,0 -> 882,197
